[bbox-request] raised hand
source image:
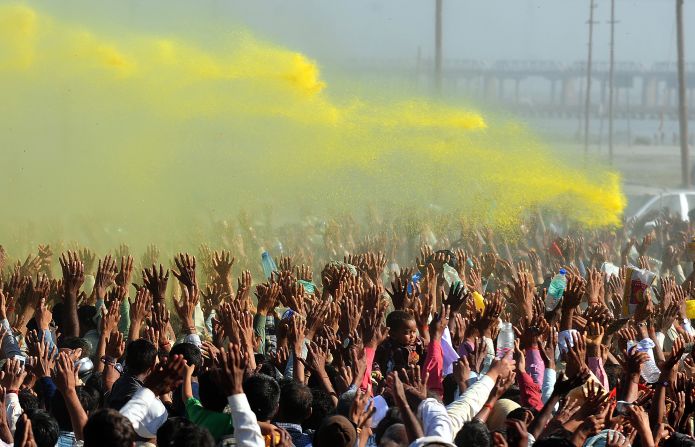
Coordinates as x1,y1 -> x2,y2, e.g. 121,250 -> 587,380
443,282 -> 469,313
585,268 -> 605,306
212,250 -> 235,284
255,282 -> 280,316
115,255 -> 134,290
94,255 -> 118,301
105,331 -> 126,359
172,253 -> 197,289
128,288 -> 152,340
304,299 -> 330,340
565,332 -> 587,378
52,352 -> 78,394
151,302 -> 171,348
218,343 -> 247,396
562,274 -> 586,311
144,354 -> 187,396
387,268 -> 415,311
60,252 -> 84,296
142,264 -> 169,303
429,303 -> 450,341
77,247 -> 96,275
235,270 -> 252,309
174,283 -> 199,334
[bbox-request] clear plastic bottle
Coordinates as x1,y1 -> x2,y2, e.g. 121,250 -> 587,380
628,340 -> 661,383
261,251 -> 278,279
496,321 -> 515,358
407,271 -> 422,294
442,264 -> 461,289
545,268 -> 567,311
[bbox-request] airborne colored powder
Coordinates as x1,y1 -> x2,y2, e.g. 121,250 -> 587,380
0,3 -> 625,253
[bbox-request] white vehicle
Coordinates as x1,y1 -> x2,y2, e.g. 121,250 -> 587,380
625,185 -> 695,222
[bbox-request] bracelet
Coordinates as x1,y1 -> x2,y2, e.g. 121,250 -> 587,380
484,403 -> 494,410
7,389 -> 18,395
101,355 -> 116,365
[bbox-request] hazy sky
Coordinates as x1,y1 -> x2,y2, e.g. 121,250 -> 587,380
230,0 -> 693,67
32,0 -> 695,70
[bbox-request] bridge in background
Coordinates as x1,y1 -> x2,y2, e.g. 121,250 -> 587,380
345,59 -> 695,120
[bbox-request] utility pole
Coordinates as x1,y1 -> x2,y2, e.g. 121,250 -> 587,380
676,0 -> 690,187
608,0 -> 617,165
435,0 -> 443,95
584,0 -> 597,155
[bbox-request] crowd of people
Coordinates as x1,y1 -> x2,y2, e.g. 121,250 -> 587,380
0,208 -> 694,447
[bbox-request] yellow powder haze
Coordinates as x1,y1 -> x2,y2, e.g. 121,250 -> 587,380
0,4 -> 625,253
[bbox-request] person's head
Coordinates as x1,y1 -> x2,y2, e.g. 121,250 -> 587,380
374,407 -> 402,445
20,409 -> 59,447
386,310 -> 417,346
303,388 -> 337,431
18,389 -> 40,412
77,305 -> 97,334
379,423 -> 407,447
83,409 -> 136,447
531,438 -> 576,447
50,386 -> 98,431
125,339 -> 157,376
157,417 -> 215,447
278,380 -> 312,424
313,415 -> 357,447
242,374 -> 280,422
506,407 -> 535,425
198,369 -> 228,412
58,336 -> 90,360
454,419 -> 491,447
170,424 -> 215,447
84,373 -> 105,407
664,433 -> 695,447
169,342 -> 202,376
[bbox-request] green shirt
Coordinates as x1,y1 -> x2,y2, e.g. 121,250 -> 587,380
185,397 -> 234,441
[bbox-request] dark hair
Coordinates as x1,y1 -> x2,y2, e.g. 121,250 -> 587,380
385,310 -> 415,331
125,339 -> 157,375
380,423 -> 407,447
170,424 -> 215,447
157,418 -> 197,447
455,419 -> 491,447
532,438 -> 576,447
21,409 -> 59,447
664,433 -> 695,447
84,373 -> 105,407
78,305 -> 98,333
50,386 -> 98,431
243,374 -> 281,421
442,373 -> 458,406
278,380 -> 312,423
303,388 -> 337,431
198,369 -> 228,412
58,336 -> 91,358
170,343 -> 202,375
374,407 -> 402,445
83,408 -> 135,447
18,389 -> 40,412
507,407 -> 536,424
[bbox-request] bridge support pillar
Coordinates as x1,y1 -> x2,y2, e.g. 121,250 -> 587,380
642,77 -> 658,108
484,76 -> 498,100
561,77 -> 576,106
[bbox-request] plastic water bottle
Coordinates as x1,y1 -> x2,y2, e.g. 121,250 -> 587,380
545,268 -> 567,311
442,264 -> 461,289
496,321 -> 515,358
628,339 -> 661,383
407,271 -> 422,294
261,251 -> 278,279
